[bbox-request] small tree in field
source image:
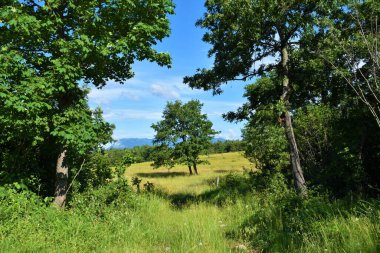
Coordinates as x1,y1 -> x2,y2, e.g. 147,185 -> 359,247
151,100 -> 219,175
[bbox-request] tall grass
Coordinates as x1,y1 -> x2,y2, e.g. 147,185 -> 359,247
1,155 -> 379,253
227,176 -> 380,253
0,183 -> 250,253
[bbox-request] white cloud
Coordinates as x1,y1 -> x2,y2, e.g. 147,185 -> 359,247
217,129 -> 241,140
88,88 -> 142,104
149,77 -> 201,99
103,109 -> 162,121
150,83 -> 181,99
89,76 -> 202,104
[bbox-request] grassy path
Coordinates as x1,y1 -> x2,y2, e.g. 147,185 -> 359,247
108,195 -> 252,253
116,152 -> 254,252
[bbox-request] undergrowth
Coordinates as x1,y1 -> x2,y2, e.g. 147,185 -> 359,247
0,174 -> 379,253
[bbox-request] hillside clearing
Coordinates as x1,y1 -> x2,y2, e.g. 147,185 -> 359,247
125,152 -> 253,195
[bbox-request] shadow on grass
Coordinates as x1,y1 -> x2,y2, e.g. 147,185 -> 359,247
136,172 -> 188,178
156,173 -> 253,209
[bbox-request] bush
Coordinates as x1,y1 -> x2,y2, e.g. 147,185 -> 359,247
0,183 -> 47,223
237,189 -> 380,252
69,179 -> 138,216
72,151 -> 113,192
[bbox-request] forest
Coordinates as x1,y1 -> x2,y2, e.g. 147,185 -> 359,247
0,0 -> 379,252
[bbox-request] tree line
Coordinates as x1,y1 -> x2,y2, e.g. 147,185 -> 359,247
107,139 -> 244,166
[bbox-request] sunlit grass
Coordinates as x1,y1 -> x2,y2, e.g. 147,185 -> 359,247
0,191 -> 253,253
2,151 -> 378,253
125,152 -> 253,195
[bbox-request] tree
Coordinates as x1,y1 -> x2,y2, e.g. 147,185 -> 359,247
0,0 -> 174,207
224,13 -> 380,196
183,0 -> 340,194
151,100 -> 218,175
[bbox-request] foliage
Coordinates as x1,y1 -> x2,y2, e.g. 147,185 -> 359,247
183,0 -> 345,193
151,100 -> 219,172
317,0 -> 380,127
294,104 -> 380,196
71,150 -> 113,192
184,0 -> 332,93
237,190 -> 380,253
0,0 -> 174,197
210,0 -> 380,196
207,140 -> 244,154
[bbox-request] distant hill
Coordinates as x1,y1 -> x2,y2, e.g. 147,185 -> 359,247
109,137 -> 226,149
212,137 -> 226,143
109,138 -> 153,149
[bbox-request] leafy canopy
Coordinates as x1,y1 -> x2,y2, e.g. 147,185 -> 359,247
184,0 -> 338,94
0,0 -> 174,192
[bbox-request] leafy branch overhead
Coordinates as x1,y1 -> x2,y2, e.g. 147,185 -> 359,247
0,0 -> 175,206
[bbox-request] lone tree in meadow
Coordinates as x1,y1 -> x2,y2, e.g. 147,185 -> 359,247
151,100 -> 219,175
0,0 -> 174,207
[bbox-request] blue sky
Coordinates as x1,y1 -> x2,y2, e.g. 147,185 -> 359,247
88,0 -> 248,140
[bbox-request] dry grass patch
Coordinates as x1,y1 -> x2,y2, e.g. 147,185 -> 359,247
125,152 -> 253,195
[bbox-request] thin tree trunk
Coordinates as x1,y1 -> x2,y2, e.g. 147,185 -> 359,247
188,165 -> 193,175
54,149 -> 69,207
193,163 -> 198,175
280,44 -> 307,195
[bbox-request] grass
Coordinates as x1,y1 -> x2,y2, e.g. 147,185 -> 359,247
0,186 -> 253,253
125,152 -> 252,195
1,152 -> 379,253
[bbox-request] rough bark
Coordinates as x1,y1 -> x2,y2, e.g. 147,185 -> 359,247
188,165 -> 193,175
280,44 -> 307,195
54,149 -> 69,207
193,163 -> 198,175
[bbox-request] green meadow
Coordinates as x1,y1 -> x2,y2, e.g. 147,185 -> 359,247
1,152 -> 378,253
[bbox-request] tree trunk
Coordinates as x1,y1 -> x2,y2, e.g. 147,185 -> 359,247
188,165 -> 193,175
280,44 -> 307,195
54,149 -> 69,207
193,163 -> 198,175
